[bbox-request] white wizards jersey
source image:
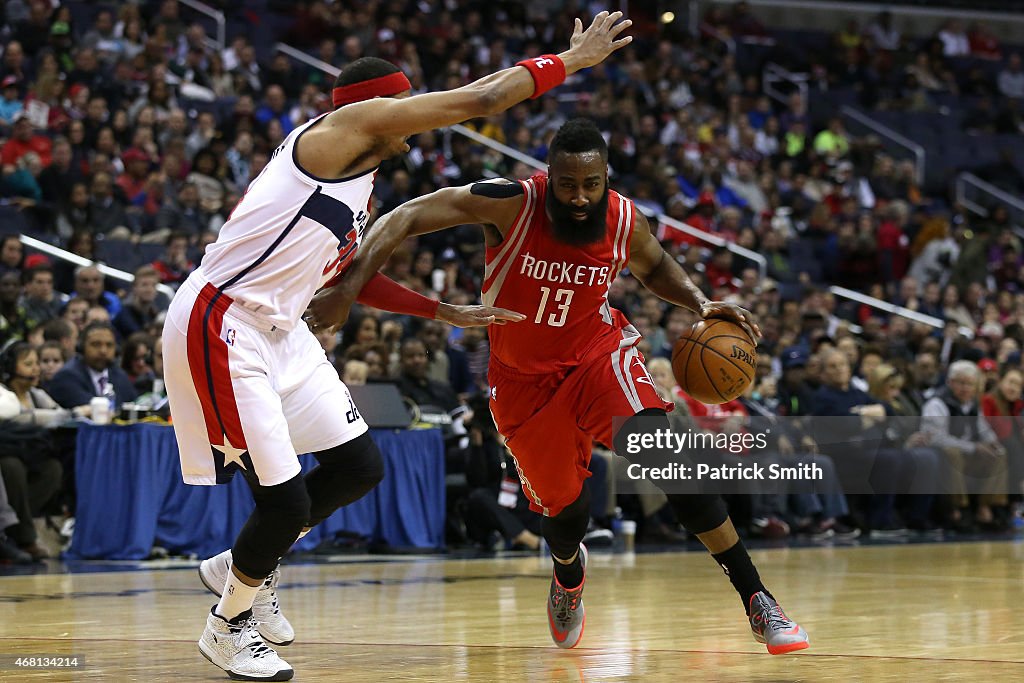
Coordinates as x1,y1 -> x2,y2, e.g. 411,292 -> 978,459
198,113 -> 374,331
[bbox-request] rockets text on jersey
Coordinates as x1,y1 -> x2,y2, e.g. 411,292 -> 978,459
482,174 -> 641,375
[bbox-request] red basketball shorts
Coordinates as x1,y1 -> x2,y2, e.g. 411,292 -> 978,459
488,344 -> 672,516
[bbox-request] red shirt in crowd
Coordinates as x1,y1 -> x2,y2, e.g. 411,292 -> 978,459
876,217 -> 909,280
704,260 -> 737,291
683,396 -> 748,426
117,173 -> 147,203
1,134 -> 52,168
980,393 -> 1024,441
968,31 -> 1001,60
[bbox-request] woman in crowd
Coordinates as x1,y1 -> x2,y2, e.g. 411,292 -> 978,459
980,366 -> 1024,510
121,332 -> 156,394
37,340 -> 65,391
342,312 -> 381,349
868,363 -> 942,533
0,342 -> 69,560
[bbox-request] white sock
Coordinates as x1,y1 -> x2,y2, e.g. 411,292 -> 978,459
215,569 -> 261,621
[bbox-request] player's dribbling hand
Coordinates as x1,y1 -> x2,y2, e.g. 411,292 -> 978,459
699,301 -> 762,342
436,303 -> 526,328
563,11 -> 633,71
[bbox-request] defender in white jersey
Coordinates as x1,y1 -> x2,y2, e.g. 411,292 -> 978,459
162,12 -> 633,681
166,115 -> 378,489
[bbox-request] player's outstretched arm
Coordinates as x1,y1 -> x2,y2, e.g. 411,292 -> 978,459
341,11 -> 631,138
627,211 -> 762,340
351,184 -> 519,300
304,183 -> 522,331
304,270 -> 522,330
346,272 -> 524,329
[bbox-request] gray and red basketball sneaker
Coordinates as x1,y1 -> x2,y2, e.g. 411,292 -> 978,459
547,544 -> 588,649
749,591 -> 809,654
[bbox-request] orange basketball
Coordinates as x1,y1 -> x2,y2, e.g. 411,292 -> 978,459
672,318 -> 756,404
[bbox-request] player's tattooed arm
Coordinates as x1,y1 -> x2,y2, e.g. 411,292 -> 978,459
627,210 -> 761,340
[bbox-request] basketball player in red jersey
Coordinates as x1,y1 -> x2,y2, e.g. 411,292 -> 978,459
167,14 -> 633,681
309,119 -> 809,655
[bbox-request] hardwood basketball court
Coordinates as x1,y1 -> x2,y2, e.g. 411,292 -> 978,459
2,541 -> 1023,681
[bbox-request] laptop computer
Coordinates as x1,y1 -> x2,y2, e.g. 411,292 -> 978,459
348,383 -> 413,429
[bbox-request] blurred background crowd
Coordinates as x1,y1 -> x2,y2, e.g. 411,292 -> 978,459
1,0 -> 1023,562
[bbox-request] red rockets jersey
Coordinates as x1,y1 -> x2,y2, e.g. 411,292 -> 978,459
482,173 -> 641,375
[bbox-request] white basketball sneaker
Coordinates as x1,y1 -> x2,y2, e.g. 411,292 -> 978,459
199,607 -> 293,681
200,549 -> 295,646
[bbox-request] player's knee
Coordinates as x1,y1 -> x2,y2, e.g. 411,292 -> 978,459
277,486 -> 313,527
234,474 -> 311,579
359,444 -> 385,490
668,494 -> 729,535
540,489 -> 589,557
304,434 -> 385,527
612,407 -> 671,456
613,407 -> 680,476
542,483 -> 592,558
612,407 -> 670,454
315,432 -> 385,491
254,474 -> 312,528
553,483 -> 591,521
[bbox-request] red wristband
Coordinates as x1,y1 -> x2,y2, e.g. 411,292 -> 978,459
356,272 -> 440,319
516,54 -> 566,99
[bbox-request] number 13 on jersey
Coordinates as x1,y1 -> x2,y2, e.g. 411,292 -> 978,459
535,286 -> 574,327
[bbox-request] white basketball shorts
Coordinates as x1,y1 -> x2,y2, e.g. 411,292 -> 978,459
163,272 -> 368,486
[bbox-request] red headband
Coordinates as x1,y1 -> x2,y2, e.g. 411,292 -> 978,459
332,71 -> 411,107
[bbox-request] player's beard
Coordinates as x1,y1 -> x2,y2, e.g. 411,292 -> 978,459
546,185 -> 610,246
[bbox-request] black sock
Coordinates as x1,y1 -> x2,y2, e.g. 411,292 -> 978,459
553,552 -> 584,589
711,541 -> 771,614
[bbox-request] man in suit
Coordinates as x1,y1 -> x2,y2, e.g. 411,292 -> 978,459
48,321 -> 138,411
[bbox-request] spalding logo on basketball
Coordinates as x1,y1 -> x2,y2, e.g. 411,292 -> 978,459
671,318 -> 756,404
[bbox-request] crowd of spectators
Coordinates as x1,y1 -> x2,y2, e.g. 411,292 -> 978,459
1,1 -> 1023,561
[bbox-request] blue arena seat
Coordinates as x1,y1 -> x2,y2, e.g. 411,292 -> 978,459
95,239 -> 145,273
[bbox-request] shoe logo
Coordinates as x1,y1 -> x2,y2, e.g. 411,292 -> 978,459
548,610 -> 569,642
211,633 -> 218,643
